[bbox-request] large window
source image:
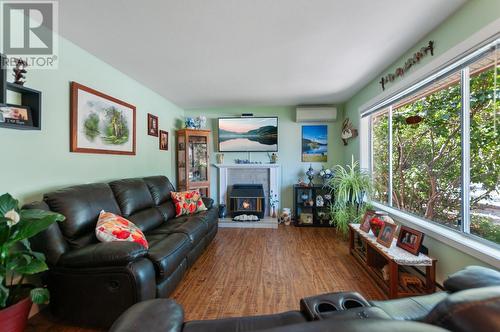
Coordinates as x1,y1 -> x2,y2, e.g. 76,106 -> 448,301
368,39 -> 499,246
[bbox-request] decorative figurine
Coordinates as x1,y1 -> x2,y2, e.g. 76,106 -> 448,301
194,116 -> 207,129
318,166 -> 333,183
185,117 -> 196,129
300,192 -> 309,201
316,195 -> 324,207
306,165 -> 315,186
341,118 -> 358,146
297,177 -> 307,186
268,152 -> 278,164
13,58 -> 28,85
216,153 -> 224,164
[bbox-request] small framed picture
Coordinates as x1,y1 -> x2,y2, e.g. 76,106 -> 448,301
397,226 -> 424,255
148,113 -> 159,137
0,104 -> 33,126
377,222 -> 397,248
360,210 -> 375,233
159,130 -> 168,151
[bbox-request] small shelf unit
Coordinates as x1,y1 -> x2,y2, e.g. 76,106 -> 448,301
0,54 -> 42,130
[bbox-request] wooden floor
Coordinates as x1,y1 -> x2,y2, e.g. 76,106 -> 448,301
27,226 -> 385,331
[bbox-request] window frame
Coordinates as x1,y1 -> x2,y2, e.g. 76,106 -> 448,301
362,36 -> 500,267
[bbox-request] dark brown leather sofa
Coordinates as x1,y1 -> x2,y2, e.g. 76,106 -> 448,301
109,266 -> 500,332
24,176 -> 218,327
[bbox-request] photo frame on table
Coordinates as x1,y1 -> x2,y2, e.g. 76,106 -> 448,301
397,225 -> 424,255
360,210 -> 375,233
376,222 -> 397,248
70,82 -> 136,155
0,104 -> 33,126
148,113 -> 159,137
159,130 -> 168,151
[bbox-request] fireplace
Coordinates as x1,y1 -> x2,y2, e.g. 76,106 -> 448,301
229,184 -> 266,219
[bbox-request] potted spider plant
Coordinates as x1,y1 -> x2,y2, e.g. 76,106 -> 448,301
0,193 -> 64,332
325,156 -> 373,237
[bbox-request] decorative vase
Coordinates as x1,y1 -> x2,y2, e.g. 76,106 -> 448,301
306,165 -> 315,186
0,296 -> 32,332
369,216 -> 384,237
216,153 -> 224,164
271,206 -> 277,218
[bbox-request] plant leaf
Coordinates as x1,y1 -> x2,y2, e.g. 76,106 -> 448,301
30,287 -> 50,305
0,193 -> 18,216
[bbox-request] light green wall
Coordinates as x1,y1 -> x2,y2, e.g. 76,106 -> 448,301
342,0 -> 500,281
186,106 -> 343,209
0,37 -> 184,204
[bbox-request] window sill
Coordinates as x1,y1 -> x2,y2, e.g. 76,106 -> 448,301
371,201 -> 500,268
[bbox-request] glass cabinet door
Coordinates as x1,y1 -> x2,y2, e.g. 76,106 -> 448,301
177,135 -> 186,188
188,135 -> 208,183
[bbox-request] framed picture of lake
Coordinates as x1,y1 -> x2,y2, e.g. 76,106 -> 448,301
218,117 -> 278,152
70,82 -> 136,155
302,125 -> 328,162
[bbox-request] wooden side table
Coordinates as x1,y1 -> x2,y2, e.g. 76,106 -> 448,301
349,224 -> 437,299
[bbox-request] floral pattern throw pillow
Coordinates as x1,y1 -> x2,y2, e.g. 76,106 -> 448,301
171,190 -> 207,217
95,211 -> 149,249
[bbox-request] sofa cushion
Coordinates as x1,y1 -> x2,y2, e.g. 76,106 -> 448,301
44,183 -> 121,248
109,178 -> 155,216
127,207 -> 164,232
157,201 -> 176,221
171,190 -> 207,217
444,265 -> 500,293
143,176 -> 175,206
96,211 -> 149,249
146,233 -> 192,279
148,214 -> 208,244
196,208 -> 218,231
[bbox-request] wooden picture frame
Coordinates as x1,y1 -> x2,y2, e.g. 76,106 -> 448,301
70,82 -> 136,155
0,104 -> 33,126
159,130 -> 168,151
397,225 -> 424,255
360,209 -> 375,233
148,113 -> 159,137
377,222 -> 397,248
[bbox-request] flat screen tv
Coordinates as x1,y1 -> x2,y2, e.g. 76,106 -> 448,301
218,117 -> 278,152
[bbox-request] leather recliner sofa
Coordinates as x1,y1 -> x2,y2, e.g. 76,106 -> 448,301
24,176 -> 218,327
109,265 -> 500,332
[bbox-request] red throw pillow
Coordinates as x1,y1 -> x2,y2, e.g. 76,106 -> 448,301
95,211 -> 149,249
171,190 -> 207,217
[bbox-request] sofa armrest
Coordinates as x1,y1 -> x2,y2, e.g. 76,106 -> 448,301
57,241 -> 147,268
109,299 -> 184,332
202,197 -> 214,209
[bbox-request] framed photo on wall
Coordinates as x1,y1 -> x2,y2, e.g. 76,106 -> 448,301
148,113 -> 159,137
159,130 -> 168,150
302,125 -> 328,162
70,82 -> 136,155
397,225 -> 424,255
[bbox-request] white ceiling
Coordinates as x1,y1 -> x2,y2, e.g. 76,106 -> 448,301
58,0 -> 466,109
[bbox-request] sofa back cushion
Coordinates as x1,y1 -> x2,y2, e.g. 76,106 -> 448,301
109,178 -> 163,232
44,183 -> 121,248
143,176 -> 175,206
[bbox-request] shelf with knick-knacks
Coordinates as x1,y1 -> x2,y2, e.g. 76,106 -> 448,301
0,54 -> 42,131
293,184 -> 334,227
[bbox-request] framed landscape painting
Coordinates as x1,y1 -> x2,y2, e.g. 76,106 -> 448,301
70,82 -> 136,155
302,125 -> 328,162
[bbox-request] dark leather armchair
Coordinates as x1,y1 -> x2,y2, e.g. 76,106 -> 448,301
24,176 -> 218,327
109,266 -> 500,332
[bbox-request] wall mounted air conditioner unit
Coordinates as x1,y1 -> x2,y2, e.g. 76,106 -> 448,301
295,106 -> 337,123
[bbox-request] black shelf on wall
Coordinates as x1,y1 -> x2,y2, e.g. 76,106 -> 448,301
0,53 -> 42,130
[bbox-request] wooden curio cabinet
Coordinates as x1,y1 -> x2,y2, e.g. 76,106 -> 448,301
176,129 -> 211,197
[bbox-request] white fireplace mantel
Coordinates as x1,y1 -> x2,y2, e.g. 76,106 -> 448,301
213,163 -> 281,228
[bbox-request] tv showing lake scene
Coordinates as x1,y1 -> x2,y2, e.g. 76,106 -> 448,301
218,117 -> 278,152
302,125 -> 328,162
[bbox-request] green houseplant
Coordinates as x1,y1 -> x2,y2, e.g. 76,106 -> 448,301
325,156 -> 373,237
0,193 -> 64,332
